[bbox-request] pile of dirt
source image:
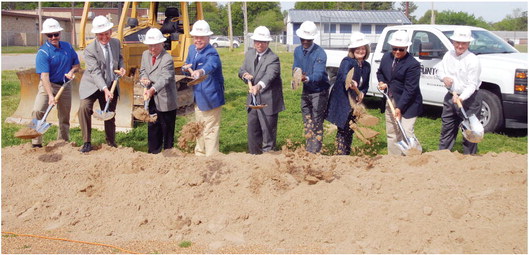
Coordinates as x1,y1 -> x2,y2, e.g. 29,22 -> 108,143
2,141 -> 527,253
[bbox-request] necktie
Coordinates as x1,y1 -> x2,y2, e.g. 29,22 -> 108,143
392,58 -> 398,72
104,44 -> 112,82
254,54 -> 259,69
152,55 -> 156,65
303,49 -> 308,56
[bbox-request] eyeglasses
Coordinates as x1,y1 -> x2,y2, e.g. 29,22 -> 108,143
392,47 -> 406,52
300,39 -> 313,42
46,33 -> 60,38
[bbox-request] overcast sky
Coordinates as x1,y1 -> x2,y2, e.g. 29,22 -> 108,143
279,1 -> 528,23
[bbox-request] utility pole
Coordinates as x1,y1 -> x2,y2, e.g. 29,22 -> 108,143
228,2 -> 233,51
243,2 -> 248,54
431,2 -> 436,24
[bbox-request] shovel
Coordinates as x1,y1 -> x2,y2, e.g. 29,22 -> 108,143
291,67 -> 302,90
246,79 -> 267,109
94,72 -> 120,121
16,77 -> 75,139
132,84 -> 158,122
185,67 -> 208,86
345,68 -> 379,127
452,92 -> 484,143
378,87 -> 422,155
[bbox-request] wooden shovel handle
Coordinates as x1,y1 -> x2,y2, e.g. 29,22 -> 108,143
452,92 -> 463,108
143,87 -> 149,101
54,86 -> 66,101
386,95 -> 398,116
247,79 -> 253,91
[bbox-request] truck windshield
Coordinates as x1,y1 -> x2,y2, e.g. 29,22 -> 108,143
442,30 -> 518,55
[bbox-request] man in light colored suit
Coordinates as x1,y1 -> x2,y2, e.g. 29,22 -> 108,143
78,16 -> 126,153
239,26 -> 285,154
140,28 -> 178,154
182,20 -> 225,156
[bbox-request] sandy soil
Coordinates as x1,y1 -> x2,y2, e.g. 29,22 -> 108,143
2,141 -> 527,254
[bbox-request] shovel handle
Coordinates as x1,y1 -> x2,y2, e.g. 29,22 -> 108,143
143,87 -> 149,101
54,86 -> 66,102
109,77 -> 118,94
452,92 -> 464,108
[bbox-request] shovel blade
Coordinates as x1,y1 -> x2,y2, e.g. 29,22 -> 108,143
94,110 -> 115,121
395,136 -> 422,156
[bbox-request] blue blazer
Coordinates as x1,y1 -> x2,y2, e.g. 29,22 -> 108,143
376,52 -> 422,118
326,56 -> 370,129
185,44 -> 225,111
293,44 -> 330,93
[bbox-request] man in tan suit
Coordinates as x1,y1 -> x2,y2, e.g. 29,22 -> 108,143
78,16 -> 126,153
140,28 -> 178,154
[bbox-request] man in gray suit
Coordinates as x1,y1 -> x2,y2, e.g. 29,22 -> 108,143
78,16 -> 126,153
238,26 -> 285,154
139,28 -> 178,154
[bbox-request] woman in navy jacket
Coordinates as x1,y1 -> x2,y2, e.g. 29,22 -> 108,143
326,32 -> 371,155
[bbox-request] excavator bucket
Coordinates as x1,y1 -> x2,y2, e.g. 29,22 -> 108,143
6,68 -> 135,131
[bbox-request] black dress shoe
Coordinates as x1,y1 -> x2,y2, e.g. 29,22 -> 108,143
80,142 -> 92,153
107,141 -> 117,148
32,144 -> 43,148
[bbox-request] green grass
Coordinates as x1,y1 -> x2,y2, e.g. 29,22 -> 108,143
2,46 -> 40,54
515,44 -> 527,53
178,241 -> 192,248
1,47 -> 527,155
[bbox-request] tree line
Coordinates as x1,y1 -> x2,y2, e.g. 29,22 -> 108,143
2,2 -> 527,34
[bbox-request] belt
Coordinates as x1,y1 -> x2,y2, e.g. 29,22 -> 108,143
52,81 -> 64,85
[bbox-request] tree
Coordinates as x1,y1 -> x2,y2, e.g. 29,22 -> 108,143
395,2 -> 418,23
492,9 -> 528,31
230,2 -> 282,35
250,9 -> 284,34
417,10 -> 492,30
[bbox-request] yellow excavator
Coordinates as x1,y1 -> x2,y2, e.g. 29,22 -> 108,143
6,1 -> 203,131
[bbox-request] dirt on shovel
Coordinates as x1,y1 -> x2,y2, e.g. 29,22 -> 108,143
132,108 -> 157,123
177,121 -> 205,153
14,127 -> 41,139
350,122 -> 379,145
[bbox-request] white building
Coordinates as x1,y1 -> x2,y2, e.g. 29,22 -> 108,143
286,9 -> 412,49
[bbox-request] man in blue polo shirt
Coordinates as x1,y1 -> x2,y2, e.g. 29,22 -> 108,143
293,21 -> 330,153
32,18 -> 80,148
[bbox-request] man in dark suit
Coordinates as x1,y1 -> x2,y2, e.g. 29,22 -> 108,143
78,16 -> 126,153
376,30 -> 422,155
239,26 -> 285,154
140,28 -> 178,154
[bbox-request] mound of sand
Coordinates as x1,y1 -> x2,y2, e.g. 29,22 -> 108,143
2,141 -> 527,253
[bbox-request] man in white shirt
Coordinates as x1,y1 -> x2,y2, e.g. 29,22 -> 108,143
437,27 -> 482,154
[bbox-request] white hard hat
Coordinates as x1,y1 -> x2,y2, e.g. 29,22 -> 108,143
251,26 -> 273,42
91,15 -> 114,34
388,30 -> 412,47
348,31 -> 370,49
143,28 -> 166,45
450,27 -> 474,42
296,21 -> 318,40
41,18 -> 63,34
190,20 -> 213,36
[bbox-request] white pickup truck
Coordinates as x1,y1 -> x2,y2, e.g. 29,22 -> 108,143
325,25 -> 527,132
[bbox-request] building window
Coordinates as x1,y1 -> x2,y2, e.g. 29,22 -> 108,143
340,24 -> 352,34
375,25 -> 386,34
360,24 -> 371,34
324,23 -> 336,33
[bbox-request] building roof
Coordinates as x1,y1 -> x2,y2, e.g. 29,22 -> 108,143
288,9 -> 412,25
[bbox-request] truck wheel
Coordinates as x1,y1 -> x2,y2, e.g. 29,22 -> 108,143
480,89 -> 503,132
212,43 -> 218,48
233,43 -> 239,48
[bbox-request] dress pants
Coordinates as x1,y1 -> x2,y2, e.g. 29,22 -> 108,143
335,113 -> 356,155
148,99 -> 177,154
78,89 -> 118,145
31,81 -> 71,145
385,99 -> 418,155
301,90 -> 329,153
194,105 -> 221,156
247,108 -> 278,154
439,91 -> 481,154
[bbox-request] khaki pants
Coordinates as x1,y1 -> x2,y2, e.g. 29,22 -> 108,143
31,81 -> 71,145
194,105 -> 221,156
385,101 -> 417,155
